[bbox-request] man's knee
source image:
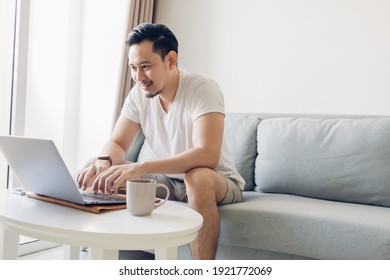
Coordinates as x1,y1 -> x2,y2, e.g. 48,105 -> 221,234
185,166 -> 209,179
184,168 -> 218,191
184,168 -> 227,204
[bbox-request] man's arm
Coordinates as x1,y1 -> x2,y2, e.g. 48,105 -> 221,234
77,115 -> 140,190
93,112 -> 224,194
100,115 -> 141,165
142,112 -> 224,173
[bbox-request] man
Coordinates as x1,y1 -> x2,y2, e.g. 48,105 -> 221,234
77,23 -> 245,259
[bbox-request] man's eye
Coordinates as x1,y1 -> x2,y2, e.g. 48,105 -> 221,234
142,64 -> 151,70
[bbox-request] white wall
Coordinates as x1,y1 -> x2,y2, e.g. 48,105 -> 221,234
155,0 -> 390,115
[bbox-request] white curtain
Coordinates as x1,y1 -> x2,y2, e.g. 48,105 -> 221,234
112,0 -> 155,129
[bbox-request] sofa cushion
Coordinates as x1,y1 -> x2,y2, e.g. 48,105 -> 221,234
255,117 -> 390,207
225,114 -> 261,190
125,130 -> 146,163
218,192 -> 390,259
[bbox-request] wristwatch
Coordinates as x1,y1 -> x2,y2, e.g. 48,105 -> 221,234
97,156 -> 112,167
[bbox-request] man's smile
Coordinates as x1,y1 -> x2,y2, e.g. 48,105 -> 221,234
139,80 -> 153,90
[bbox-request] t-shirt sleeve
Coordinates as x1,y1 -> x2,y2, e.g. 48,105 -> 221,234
120,88 -> 141,124
191,80 -> 225,121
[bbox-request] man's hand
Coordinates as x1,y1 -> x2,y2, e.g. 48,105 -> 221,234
76,157 -> 111,191
92,162 -> 145,194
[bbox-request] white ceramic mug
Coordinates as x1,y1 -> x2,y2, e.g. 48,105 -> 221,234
126,179 -> 170,216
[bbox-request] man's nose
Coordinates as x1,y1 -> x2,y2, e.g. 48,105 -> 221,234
135,68 -> 145,81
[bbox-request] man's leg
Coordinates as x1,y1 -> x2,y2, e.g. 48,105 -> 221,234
184,167 -> 228,260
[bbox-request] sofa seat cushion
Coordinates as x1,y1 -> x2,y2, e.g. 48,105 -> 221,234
254,117 -> 390,207
218,192 -> 390,259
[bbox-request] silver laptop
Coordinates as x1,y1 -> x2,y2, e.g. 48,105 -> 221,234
0,135 -> 126,205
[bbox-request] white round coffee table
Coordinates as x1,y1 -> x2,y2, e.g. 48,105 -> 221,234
0,189 -> 203,260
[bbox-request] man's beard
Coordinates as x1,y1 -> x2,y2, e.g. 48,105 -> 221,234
145,89 -> 163,99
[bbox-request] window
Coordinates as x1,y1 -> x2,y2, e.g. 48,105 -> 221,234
1,0 -> 129,257
0,0 -> 17,189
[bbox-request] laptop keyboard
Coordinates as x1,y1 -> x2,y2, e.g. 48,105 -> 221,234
82,193 -> 126,202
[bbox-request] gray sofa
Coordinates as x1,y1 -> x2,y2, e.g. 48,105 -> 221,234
125,113 -> 390,260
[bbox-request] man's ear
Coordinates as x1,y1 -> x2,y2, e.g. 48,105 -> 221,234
166,51 -> 178,69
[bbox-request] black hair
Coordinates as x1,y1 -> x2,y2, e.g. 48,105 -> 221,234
126,23 -> 178,59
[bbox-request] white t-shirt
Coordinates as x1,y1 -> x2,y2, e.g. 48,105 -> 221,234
121,68 -> 245,189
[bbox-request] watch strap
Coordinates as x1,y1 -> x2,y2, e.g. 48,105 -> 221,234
97,156 -> 112,167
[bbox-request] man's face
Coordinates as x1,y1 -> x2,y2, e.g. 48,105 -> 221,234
128,40 -> 169,98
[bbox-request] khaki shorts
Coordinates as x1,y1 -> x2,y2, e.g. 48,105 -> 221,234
144,173 -> 243,206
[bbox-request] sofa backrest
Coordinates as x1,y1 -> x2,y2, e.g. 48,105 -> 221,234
222,113 -> 378,192
255,116 -> 390,208
224,114 -> 260,190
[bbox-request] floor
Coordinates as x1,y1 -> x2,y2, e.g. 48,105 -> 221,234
18,246 -> 155,260
19,246 -> 89,260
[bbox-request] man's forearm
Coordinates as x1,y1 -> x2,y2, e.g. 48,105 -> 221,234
139,147 -> 220,175
99,141 -> 129,165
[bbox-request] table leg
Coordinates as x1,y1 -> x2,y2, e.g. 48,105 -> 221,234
90,248 -> 118,260
155,247 -> 178,260
0,228 -> 20,260
63,245 -> 80,260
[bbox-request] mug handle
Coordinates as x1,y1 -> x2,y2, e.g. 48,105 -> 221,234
154,184 -> 170,209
